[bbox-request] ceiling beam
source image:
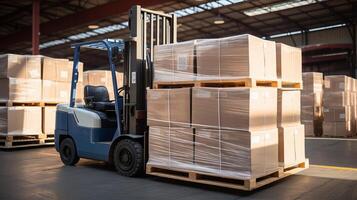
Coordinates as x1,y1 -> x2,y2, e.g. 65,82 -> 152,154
0,0 -> 172,51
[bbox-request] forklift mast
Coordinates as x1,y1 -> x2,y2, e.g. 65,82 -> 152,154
124,6 -> 177,135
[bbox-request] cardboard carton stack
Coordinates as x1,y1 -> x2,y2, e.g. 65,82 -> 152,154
323,75 -> 354,137
0,54 -> 42,136
276,43 -> 305,169
301,72 -> 323,136
83,70 -> 124,100
148,34 -> 286,180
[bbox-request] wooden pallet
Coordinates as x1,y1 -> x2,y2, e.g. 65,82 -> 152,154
278,81 -> 302,89
153,78 -> 278,89
0,101 -> 42,107
0,134 -> 54,149
146,159 -> 309,191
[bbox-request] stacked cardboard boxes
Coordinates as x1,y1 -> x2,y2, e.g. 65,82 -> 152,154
83,70 -> 124,100
323,75 -> 354,137
301,72 -> 323,136
0,54 -> 42,136
276,43 -> 305,169
148,34 -> 290,180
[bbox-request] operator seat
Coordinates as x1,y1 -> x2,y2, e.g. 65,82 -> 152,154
84,85 -> 116,128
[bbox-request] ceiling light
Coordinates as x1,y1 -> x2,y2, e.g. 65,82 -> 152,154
213,15 -> 224,25
88,24 -> 99,29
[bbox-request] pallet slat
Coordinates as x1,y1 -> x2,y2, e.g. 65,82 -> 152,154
0,134 -> 54,149
146,159 -> 309,191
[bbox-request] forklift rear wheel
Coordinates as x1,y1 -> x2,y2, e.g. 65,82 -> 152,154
113,139 -> 143,177
60,138 -> 80,166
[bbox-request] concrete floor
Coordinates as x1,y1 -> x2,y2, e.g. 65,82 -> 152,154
1,138 -> 357,200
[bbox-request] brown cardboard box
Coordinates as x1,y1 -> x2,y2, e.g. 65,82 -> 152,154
173,40 -> 195,81
42,107 -> 56,135
301,106 -> 322,121
56,82 -> 71,103
323,106 -> 351,122
324,75 -> 351,92
323,121 -> 352,137
170,127 -> 194,166
276,43 -> 302,83
0,78 -> 42,102
147,88 -> 191,127
195,128 -> 279,179
42,57 -> 83,82
302,121 -> 314,136
153,44 -> 174,82
278,90 -> 301,127
83,70 -> 123,100
0,107 -> 42,135
42,80 -> 71,103
302,72 -> 323,94
323,92 -> 350,106
301,92 -> 322,107
0,54 -> 41,79
278,125 -> 305,168
148,126 -> 170,166
192,87 -> 277,131
196,34 -> 277,81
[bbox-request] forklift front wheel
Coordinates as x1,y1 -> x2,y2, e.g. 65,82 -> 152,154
59,138 -> 80,166
113,139 -> 143,177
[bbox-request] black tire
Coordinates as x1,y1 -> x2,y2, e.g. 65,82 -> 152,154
113,139 -> 143,177
60,138 -> 80,166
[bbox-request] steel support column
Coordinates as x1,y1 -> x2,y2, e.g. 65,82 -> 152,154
32,0 -> 40,55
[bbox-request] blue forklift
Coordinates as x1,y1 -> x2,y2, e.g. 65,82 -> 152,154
55,5 -> 177,176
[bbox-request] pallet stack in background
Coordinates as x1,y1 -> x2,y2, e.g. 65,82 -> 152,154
147,34 -> 307,190
323,75 -> 355,137
83,70 -> 124,100
276,43 -> 306,169
0,54 -> 85,148
301,72 -> 323,136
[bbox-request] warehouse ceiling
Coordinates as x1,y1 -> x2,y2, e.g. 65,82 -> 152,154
0,0 -> 356,69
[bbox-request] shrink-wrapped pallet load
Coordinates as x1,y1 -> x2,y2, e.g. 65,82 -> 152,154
323,75 -> 353,137
301,72 -> 323,136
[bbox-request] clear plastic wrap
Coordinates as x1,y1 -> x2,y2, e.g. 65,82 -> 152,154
83,70 -> 123,100
324,75 -> 352,92
42,57 -> 84,82
0,78 -> 42,102
323,91 -> 350,106
278,125 -> 305,168
276,43 -> 302,83
0,54 -> 41,79
42,80 -> 72,103
148,126 -> 279,179
154,34 -> 278,82
278,90 -> 301,127
302,72 -> 323,94
0,107 -> 42,135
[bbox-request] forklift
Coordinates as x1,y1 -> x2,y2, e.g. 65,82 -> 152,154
54,5 -> 177,176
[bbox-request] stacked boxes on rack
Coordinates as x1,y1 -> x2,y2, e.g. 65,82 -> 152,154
323,75 -> 354,137
0,54 -> 42,136
276,43 -> 305,169
83,70 -> 124,100
148,34 -> 305,180
301,72 -> 323,136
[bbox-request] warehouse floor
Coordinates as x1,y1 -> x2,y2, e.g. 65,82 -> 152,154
1,138 -> 357,200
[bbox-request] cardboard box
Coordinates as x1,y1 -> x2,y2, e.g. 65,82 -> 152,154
147,88 -> 191,127
0,78 -> 42,102
324,75 -> 351,92
302,120 -> 322,137
42,107 -> 56,135
278,90 -> 301,127
301,92 -> 322,107
192,87 -> 277,131
153,44 -> 175,82
173,40 -> 195,81
0,107 -> 42,135
301,106 -> 322,121
324,92 -> 350,106
42,81 -> 71,103
83,70 -> 123,100
278,125 -> 305,168
56,82 -> 71,103
276,43 -> 302,83
302,72 -> 323,93
195,128 -> 279,179
323,121 -> 352,137
0,54 -> 41,79
42,57 -> 83,82
196,34 -> 277,81
148,126 -> 193,168
323,106 -> 351,122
